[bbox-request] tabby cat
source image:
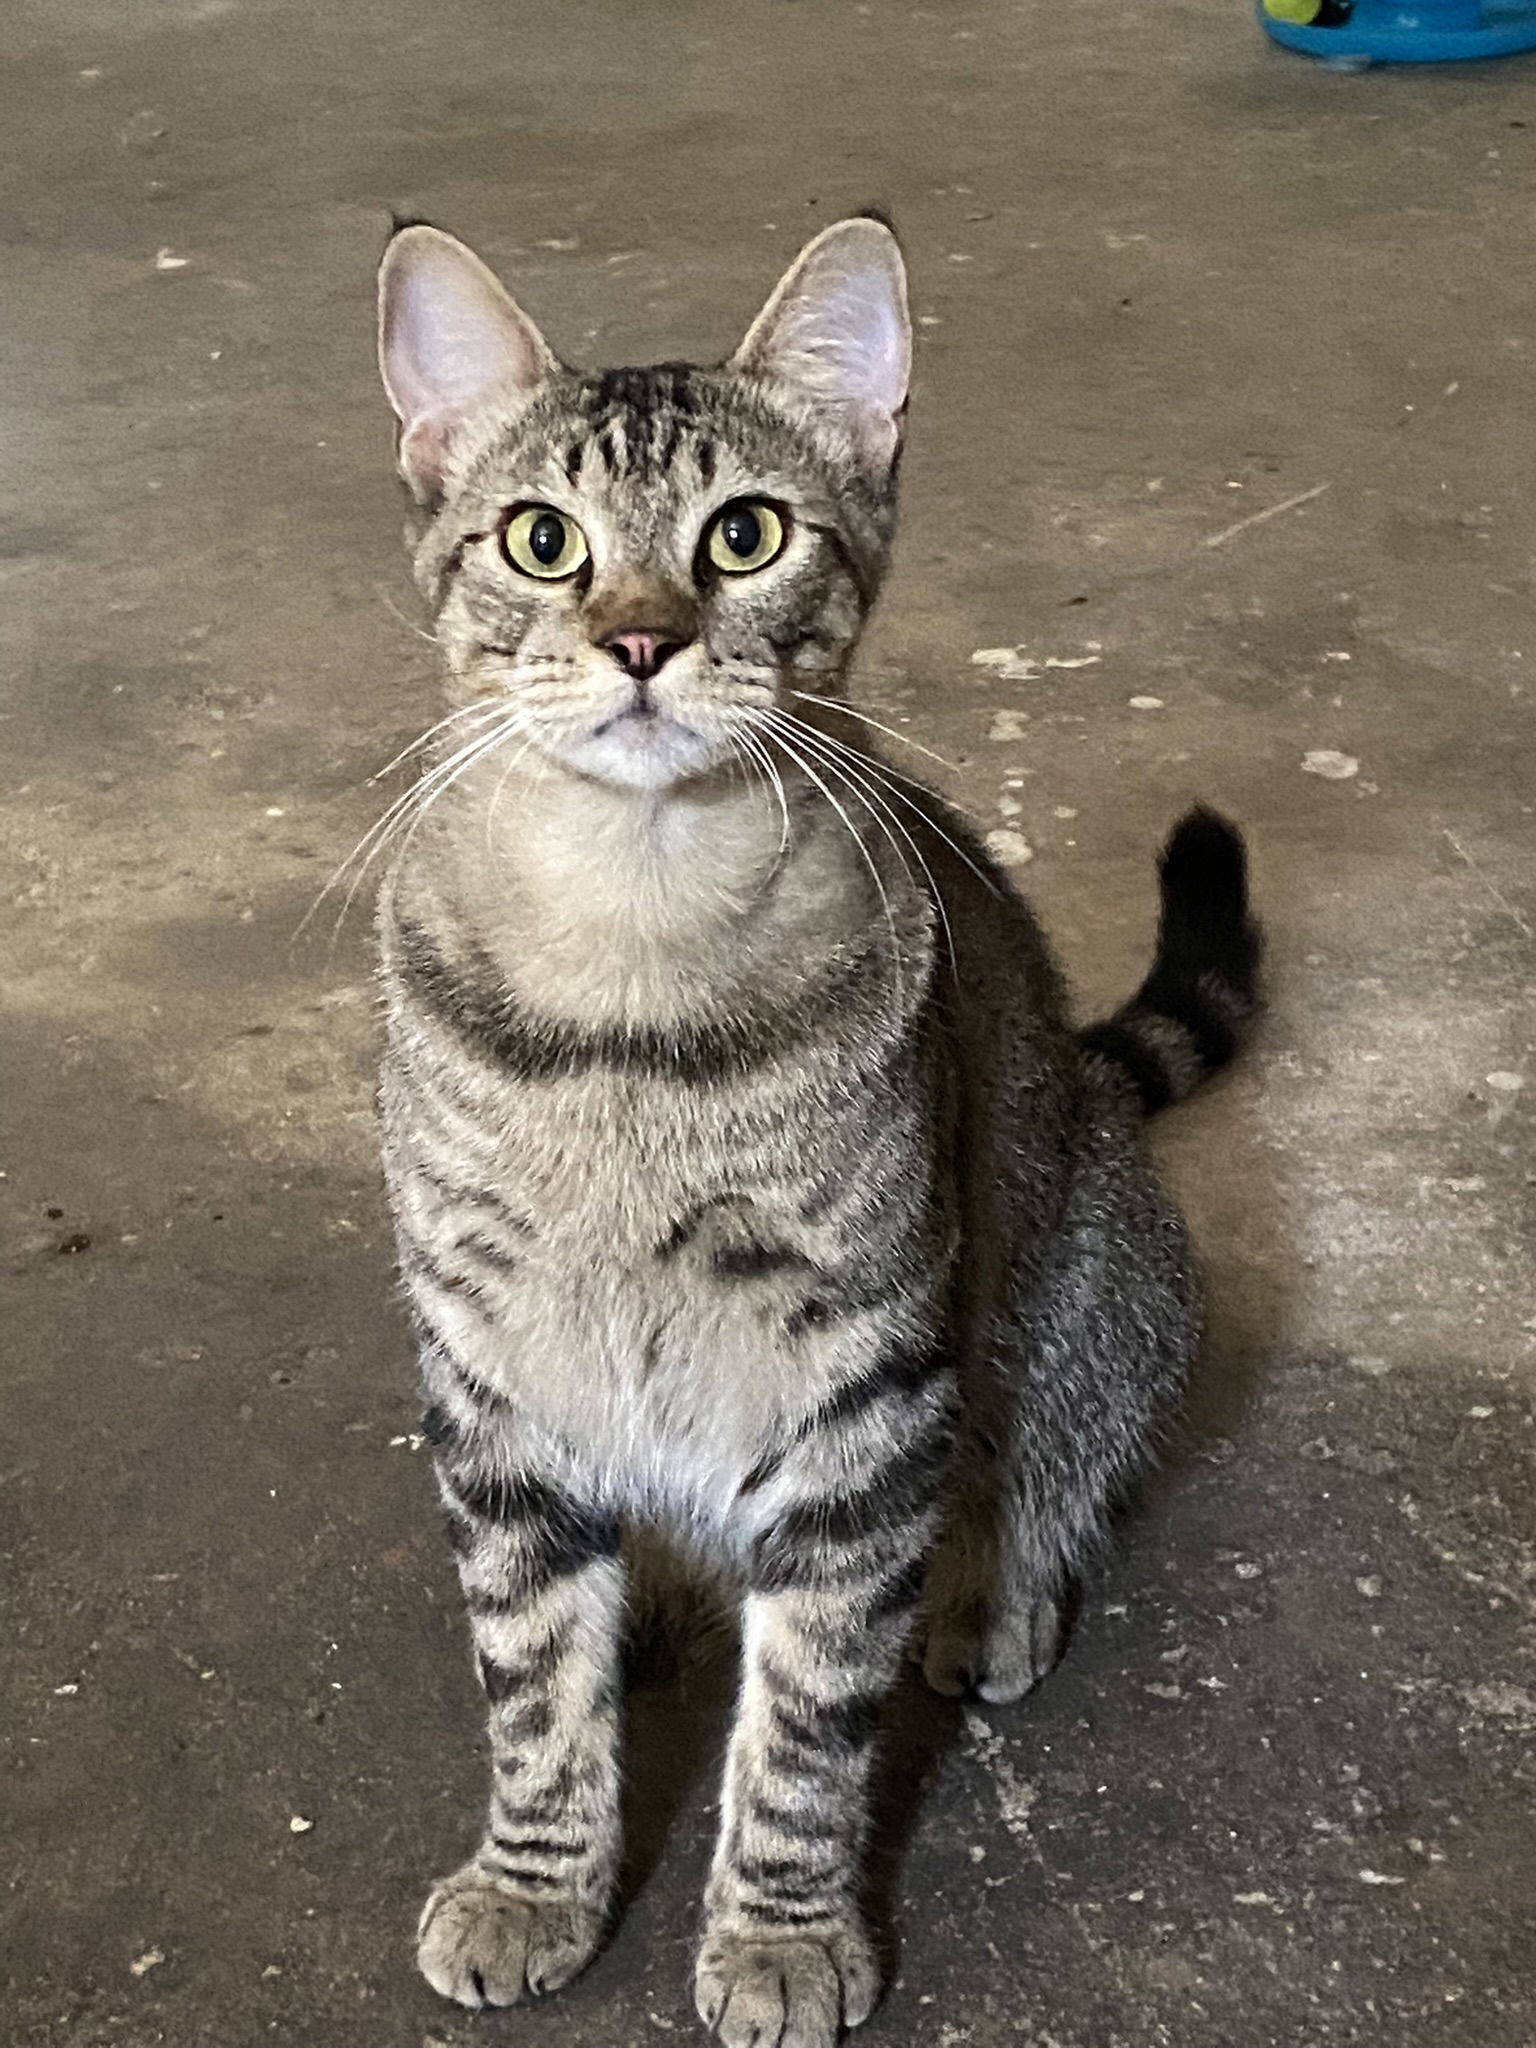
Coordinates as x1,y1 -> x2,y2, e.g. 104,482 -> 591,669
370,215 -> 1260,2047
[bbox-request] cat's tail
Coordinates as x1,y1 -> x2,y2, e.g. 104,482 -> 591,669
1079,806 -> 1262,1115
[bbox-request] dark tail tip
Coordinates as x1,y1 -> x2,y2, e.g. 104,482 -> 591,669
1080,807 -> 1262,1117
1157,805 -> 1262,1004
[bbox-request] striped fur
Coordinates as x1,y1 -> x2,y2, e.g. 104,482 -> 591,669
369,221 -> 1260,2047
1079,807 -> 1262,1114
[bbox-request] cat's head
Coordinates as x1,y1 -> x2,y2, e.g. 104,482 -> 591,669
377,217 -> 909,791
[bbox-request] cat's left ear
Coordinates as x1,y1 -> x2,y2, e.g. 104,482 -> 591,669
732,216 -> 910,469
378,224 -> 558,502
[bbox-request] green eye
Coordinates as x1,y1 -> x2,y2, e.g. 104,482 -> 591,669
502,506 -> 590,580
705,500 -> 787,575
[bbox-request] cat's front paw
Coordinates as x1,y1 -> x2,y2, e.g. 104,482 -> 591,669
417,1865 -> 604,2007
695,1921 -> 879,2048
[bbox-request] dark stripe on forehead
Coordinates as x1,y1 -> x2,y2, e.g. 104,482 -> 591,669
587,367 -> 645,417
586,362 -> 700,417
655,409 -> 684,474
578,363 -> 706,480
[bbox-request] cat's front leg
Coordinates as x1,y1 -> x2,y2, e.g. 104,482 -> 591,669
698,1342 -> 954,2048
416,1378 -> 625,2010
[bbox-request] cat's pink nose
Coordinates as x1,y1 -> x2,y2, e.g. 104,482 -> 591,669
601,630 -> 687,683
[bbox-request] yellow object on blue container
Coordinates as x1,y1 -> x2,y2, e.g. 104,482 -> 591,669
1259,0 -> 1536,62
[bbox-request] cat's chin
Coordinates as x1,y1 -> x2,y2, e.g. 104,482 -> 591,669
550,715 -> 729,793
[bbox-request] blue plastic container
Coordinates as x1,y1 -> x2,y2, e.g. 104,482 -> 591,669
1259,0 -> 1536,63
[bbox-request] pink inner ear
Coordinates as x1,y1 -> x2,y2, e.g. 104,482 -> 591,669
862,297 -> 909,421
396,412 -> 457,498
733,221 -> 910,459
378,227 -> 557,496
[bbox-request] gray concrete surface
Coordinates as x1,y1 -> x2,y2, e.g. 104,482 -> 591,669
3,3 -> 1533,2044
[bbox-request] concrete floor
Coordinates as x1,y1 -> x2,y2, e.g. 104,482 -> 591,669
3,2 -> 1533,2043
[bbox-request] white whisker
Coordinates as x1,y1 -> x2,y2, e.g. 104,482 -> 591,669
368,696 -> 506,785
379,591 -> 443,649
484,733 -> 543,853
734,727 -> 793,856
762,710 -> 955,971
772,707 -> 999,898
352,716 -> 527,918
300,713 -> 524,943
388,716 -> 529,889
789,691 -> 959,772
757,721 -> 906,1005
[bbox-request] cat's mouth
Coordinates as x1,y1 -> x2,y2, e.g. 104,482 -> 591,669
559,700 -> 721,791
591,703 -> 687,739
591,673 -> 696,742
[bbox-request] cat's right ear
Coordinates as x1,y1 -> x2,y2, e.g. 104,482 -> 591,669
378,225 -> 557,502
732,216 -> 910,470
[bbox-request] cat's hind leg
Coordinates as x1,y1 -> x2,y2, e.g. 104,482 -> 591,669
922,1498 -> 1069,1705
924,1146 -> 1198,1705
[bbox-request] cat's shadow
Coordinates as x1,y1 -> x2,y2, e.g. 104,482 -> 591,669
616,1630 -> 732,1910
